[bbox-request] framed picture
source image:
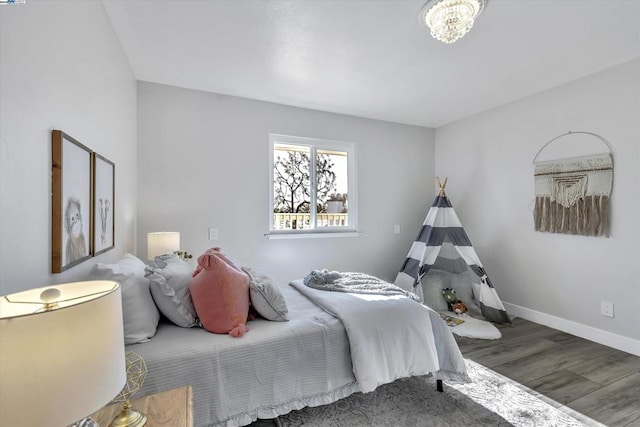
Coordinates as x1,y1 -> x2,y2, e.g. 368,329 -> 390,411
93,153 -> 115,255
52,130 -> 93,272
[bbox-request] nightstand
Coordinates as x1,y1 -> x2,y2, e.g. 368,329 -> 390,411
90,386 -> 193,427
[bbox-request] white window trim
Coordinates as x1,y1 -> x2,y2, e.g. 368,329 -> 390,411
267,133 -> 359,239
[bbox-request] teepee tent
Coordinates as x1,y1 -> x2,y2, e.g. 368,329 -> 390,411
394,178 -> 511,324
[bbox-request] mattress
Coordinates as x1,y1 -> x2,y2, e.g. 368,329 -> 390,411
126,282 -> 358,427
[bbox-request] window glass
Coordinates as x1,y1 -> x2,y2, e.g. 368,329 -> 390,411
316,149 -> 348,228
273,143 -> 311,230
270,135 -> 356,235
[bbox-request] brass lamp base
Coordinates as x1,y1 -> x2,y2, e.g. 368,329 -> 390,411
109,404 -> 147,427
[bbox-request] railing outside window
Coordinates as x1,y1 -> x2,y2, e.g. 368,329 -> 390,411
273,213 -> 348,230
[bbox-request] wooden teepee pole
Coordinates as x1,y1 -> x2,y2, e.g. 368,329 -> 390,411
435,176 -> 448,196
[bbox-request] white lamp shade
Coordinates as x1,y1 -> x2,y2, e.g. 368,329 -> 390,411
0,281 -> 126,427
147,231 -> 180,260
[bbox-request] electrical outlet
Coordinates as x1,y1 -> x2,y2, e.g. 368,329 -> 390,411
394,224 -> 401,235
208,228 -> 219,241
601,301 -> 614,318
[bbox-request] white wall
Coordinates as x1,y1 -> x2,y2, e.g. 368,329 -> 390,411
435,59 -> 640,354
137,82 -> 434,285
0,1 -> 137,295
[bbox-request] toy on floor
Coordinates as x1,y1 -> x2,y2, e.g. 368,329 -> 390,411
442,288 -> 468,315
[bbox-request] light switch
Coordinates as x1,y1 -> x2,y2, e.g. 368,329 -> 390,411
208,228 -> 219,241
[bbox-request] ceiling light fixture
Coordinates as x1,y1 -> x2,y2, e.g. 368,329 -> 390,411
420,0 -> 487,44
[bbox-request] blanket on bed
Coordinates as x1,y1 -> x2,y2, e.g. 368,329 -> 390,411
303,270 -> 421,302
290,280 -> 469,393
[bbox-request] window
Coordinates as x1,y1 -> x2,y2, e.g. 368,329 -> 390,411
269,134 -> 357,237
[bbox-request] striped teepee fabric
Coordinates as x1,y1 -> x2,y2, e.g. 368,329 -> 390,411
394,191 -> 511,324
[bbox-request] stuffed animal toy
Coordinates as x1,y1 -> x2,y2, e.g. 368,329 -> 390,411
441,288 -> 457,311
452,301 -> 468,315
442,288 -> 468,315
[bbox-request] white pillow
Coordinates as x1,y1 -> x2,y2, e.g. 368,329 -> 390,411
420,269 -> 450,312
242,267 -> 289,321
146,254 -> 199,328
90,253 -> 160,344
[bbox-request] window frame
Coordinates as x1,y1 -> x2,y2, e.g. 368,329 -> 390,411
267,133 -> 358,238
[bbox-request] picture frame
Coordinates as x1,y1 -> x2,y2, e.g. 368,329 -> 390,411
92,153 -> 115,256
52,130 -> 93,273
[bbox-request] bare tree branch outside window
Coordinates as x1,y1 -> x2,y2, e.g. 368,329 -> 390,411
273,150 -> 337,214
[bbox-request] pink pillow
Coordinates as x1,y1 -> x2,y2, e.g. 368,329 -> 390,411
189,248 -> 250,337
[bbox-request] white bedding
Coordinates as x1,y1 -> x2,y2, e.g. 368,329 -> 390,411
126,279 -> 468,427
290,280 -> 469,392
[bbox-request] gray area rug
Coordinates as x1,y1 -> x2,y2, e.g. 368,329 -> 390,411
275,360 -> 600,427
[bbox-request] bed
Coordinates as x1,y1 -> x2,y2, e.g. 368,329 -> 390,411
125,278 -> 469,427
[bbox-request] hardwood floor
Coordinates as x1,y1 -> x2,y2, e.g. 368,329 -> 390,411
454,317 -> 640,427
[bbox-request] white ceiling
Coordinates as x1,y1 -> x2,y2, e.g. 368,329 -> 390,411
102,0 -> 640,128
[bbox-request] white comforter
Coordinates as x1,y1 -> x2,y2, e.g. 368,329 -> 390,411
290,280 -> 468,393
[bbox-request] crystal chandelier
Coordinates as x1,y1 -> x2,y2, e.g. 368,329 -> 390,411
420,0 -> 487,44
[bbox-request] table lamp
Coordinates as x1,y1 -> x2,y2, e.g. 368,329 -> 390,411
109,351 -> 148,427
147,231 -> 180,260
0,281 -> 126,427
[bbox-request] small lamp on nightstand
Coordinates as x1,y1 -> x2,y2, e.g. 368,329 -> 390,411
147,231 -> 180,260
0,281 -> 126,427
147,231 -> 192,262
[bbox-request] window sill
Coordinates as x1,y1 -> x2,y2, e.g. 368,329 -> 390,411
265,231 -> 362,240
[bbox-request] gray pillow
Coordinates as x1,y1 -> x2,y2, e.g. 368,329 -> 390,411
91,253 -> 160,344
420,269 -> 450,312
146,254 -> 199,327
242,267 -> 289,321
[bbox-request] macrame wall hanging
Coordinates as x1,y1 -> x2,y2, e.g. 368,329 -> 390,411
532,131 -> 613,237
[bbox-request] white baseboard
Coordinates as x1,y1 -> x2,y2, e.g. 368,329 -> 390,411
503,302 -> 640,356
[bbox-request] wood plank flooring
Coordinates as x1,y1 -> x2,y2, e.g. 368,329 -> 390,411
455,317 -> 640,427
